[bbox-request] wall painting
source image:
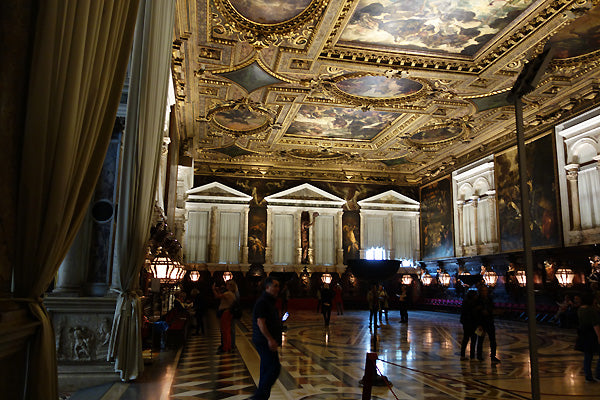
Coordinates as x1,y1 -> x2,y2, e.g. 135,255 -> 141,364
248,207 -> 267,264
420,177 -> 454,259
342,211 -> 361,263
495,133 -> 560,252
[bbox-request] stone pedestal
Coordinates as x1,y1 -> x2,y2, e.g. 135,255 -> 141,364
44,296 -> 118,392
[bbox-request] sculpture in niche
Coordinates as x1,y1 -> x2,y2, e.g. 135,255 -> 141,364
301,211 -> 319,264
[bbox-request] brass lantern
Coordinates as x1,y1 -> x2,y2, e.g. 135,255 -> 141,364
321,273 -> 332,284
421,273 -> 433,286
190,270 -> 200,282
402,275 -> 413,285
556,268 -> 575,287
483,270 -> 498,287
149,252 -> 178,284
223,271 -> 233,282
515,270 -> 527,287
438,272 -> 451,287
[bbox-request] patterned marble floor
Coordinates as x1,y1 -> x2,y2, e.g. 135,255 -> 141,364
168,309 -> 600,400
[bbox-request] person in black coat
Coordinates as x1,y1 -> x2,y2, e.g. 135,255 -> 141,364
460,290 -> 478,360
320,283 -> 334,326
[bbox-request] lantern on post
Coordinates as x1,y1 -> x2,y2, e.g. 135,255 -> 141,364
421,273 -> 433,286
149,252 -> 179,284
321,273 -> 332,285
556,268 -> 575,287
483,270 -> 498,287
402,275 -> 413,285
223,271 -> 233,282
515,270 -> 527,287
438,272 -> 451,287
189,269 -> 200,282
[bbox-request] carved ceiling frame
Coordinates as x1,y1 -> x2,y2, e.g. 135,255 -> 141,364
211,0 -> 330,48
400,120 -> 470,153
205,98 -> 275,137
317,72 -> 431,108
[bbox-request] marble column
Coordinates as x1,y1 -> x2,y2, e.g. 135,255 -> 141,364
565,164 -> 581,230
241,208 -> 249,264
295,210 -> 302,265
265,208 -> 273,265
456,201 -> 464,256
387,214 -> 393,260
308,211 -> 315,265
486,190 -> 497,242
336,210 -> 344,266
208,206 -> 219,263
471,196 -> 479,250
53,212 -> 92,295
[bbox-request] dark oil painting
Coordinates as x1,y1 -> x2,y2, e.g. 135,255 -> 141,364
420,177 -> 454,259
495,133 -> 560,252
248,207 -> 267,264
342,211 -> 361,263
550,4 -> 600,60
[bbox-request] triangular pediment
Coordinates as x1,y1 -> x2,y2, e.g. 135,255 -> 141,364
265,183 -> 345,207
186,182 -> 251,203
358,190 -> 419,211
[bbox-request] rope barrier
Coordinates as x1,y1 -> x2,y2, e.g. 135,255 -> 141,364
374,362 -> 399,400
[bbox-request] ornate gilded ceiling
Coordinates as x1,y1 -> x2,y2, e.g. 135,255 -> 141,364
173,0 -> 600,186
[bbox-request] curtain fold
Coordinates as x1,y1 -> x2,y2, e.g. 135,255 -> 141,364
14,1 -> 139,398
273,214 -> 294,264
314,215 -> 334,265
393,217 -> 412,260
579,167 -> 600,229
185,211 -> 209,262
219,212 -> 241,263
107,0 -> 175,381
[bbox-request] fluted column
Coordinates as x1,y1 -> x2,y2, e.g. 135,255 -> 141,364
208,206 -> 219,263
456,201 -> 464,256
565,164 -> 581,230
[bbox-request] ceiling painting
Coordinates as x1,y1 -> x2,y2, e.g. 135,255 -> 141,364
285,105 -> 401,140
176,0 -> 600,186
550,4 -> 600,60
339,0 -> 535,56
228,0 -> 313,24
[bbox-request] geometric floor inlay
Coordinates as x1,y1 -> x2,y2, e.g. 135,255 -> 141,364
167,308 -> 600,400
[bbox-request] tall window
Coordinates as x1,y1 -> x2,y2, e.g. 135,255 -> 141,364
314,215 -> 334,265
392,217 -> 412,261
185,211 -> 208,262
272,214 -> 294,264
219,212 -> 240,264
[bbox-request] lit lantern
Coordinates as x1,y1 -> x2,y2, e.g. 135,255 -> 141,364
483,270 -> 498,287
321,273 -> 332,284
516,270 -> 527,287
556,268 -> 575,287
300,267 -> 310,286
438,272 -> 451,287
402,275 -> 413,285
149,253 -> 179,284
223,271 -> 233,282
190,270 -> 200,282
421,273 -> 433,286
167,261 -> 185,283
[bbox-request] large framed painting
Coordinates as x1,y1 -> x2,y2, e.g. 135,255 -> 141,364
495,133 -> 560,252
342,211 -> 361,263
248,207 -> 267,264
420,177 -> 454,259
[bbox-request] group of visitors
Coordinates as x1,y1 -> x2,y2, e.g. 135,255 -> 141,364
459,285 -> 500,363
367,283 -> 408,328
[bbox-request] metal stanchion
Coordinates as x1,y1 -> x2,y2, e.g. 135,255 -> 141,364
360,352 -> 377,400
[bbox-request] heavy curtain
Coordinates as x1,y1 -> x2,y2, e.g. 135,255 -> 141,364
392,217 -> 412,260
273,214 -> 294,264
219,212 -> 241,263
314,215 -> 334,265
185,211 -> 209,262
579,167 -> 600,229
107,0 -> 175,381
14,1 -> 139,399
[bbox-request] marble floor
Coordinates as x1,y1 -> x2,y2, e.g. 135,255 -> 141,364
68,309 -> 600,400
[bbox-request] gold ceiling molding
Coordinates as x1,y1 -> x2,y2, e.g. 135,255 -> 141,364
208,53 -> 299,86
211,0 -> 329,48
206,98 -> 275,137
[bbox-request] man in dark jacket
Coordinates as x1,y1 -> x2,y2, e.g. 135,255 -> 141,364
251,277 -> 282,399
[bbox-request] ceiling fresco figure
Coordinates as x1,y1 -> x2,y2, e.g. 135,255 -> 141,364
340,0 -> 535,55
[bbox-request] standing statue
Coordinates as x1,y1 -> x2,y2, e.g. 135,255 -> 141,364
301,212 -> 319,264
